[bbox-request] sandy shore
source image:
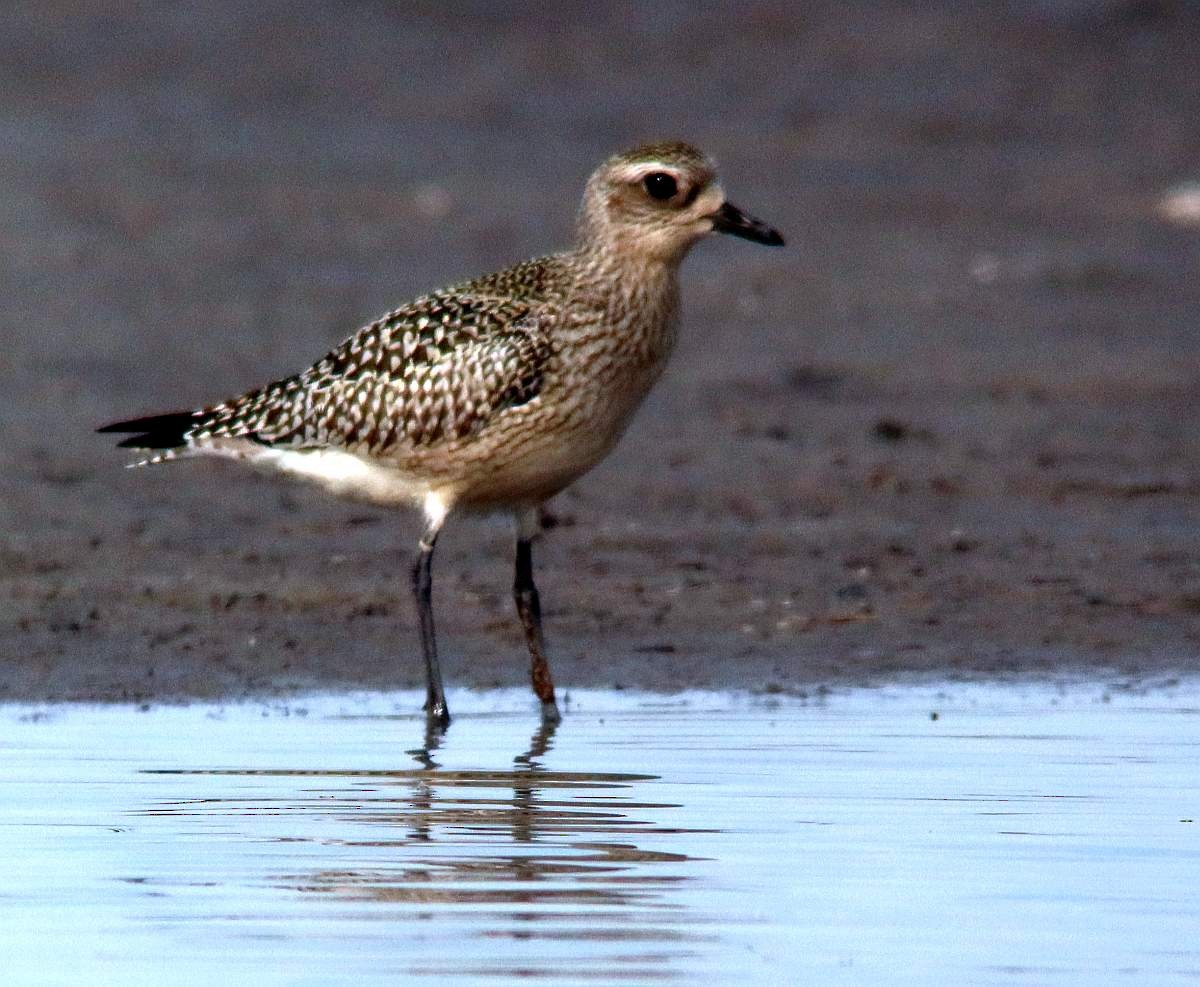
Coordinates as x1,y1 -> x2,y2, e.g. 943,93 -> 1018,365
2,1 -> 1198,702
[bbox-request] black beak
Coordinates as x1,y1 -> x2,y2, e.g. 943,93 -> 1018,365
710,201 -> 785,246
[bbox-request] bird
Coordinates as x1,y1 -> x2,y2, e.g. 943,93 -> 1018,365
99,140 -> 784,729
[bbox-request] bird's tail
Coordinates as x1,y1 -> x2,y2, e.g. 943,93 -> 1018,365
97,410 -> 204,465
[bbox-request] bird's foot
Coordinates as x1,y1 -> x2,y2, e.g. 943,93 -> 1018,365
424,695 -> 451,731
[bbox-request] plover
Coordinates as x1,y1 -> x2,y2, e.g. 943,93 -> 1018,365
100,141 -> 784,727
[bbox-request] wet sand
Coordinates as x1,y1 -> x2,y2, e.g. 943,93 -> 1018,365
2,1 -> 1199,702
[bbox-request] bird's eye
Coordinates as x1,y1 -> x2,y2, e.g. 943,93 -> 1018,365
643,172 -> 678,201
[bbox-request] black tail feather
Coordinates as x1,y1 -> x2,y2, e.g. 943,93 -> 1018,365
97,410 -> 200,450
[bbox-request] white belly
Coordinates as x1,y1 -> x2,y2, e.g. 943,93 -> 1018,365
199,440 -> 431,507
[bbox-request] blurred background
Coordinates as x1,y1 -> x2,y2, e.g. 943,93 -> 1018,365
2,0 -> 1198,700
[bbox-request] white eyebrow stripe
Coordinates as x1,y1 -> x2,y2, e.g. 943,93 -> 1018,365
611,161 -> 681,183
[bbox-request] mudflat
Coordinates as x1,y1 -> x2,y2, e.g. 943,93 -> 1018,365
2,2 -> 1198,702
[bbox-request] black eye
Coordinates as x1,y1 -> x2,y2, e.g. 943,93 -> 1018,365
643,172 -> 678,201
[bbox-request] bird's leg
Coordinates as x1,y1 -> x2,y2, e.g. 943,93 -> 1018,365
513,510 -> 562,723
411,510 -> 449,729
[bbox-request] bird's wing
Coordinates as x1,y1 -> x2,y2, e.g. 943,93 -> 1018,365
104,294 -> 554,456
210,294 -> 554,452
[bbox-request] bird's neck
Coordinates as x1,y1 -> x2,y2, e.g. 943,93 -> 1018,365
569,240 -> 682,330
549,242 -> 683,384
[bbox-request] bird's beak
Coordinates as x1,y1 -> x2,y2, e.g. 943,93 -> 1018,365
710,201 -> 785,246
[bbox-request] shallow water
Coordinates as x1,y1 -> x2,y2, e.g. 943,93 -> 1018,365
2,684 -> 1198,986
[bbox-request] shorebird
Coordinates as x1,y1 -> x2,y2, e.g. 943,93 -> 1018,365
99,141 -> 784,728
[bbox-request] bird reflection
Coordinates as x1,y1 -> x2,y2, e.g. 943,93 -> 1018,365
404,716 -> 446,771
279,715 -> 694,910
514,715 -> 557,768
140,715 -> 711,978
406,715 -> 557,775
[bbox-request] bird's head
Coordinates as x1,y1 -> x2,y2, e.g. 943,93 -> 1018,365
579,140 -> 784,263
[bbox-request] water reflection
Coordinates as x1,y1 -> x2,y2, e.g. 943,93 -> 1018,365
141,716 -> 713,979
7,688 -> 1198,985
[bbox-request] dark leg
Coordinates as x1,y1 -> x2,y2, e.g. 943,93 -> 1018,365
513,534 -> 562,723
411,520 -> 449,728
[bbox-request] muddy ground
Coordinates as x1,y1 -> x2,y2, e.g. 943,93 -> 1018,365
2,1 -> 1198,702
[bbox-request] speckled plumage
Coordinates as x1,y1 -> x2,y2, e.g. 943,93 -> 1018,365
204,274 -> 554,454
100,140 -> 784,726
108,233 -> 682,510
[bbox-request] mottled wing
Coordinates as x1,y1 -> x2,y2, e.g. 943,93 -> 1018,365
193,295 -> 553,454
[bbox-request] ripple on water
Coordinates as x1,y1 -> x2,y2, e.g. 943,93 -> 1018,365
0,685 -> 1198,985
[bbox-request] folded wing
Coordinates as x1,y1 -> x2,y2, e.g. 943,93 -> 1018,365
99,294 -> 554,458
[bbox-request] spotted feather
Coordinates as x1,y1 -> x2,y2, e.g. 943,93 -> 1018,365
184,292 -> 553,454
